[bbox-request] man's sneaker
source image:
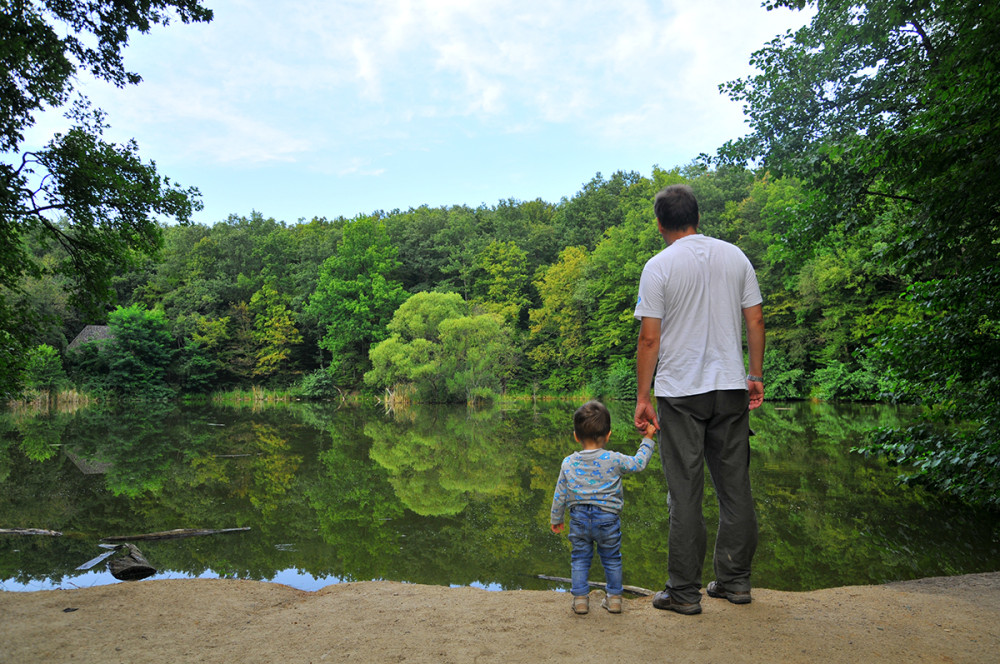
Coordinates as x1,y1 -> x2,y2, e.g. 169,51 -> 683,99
572,595 -> 589,614
706,581 -> 752,605
601,594 -> 622,614
651,590 -> 702,615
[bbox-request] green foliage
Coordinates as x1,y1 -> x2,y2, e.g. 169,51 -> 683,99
761,348 -> 805,401
249,282 -> 302,381
860,421 -> 1000,510
306,215 -> 408,384
471,240 -> 530,325
721,0 -> 1000,507
105,304 -> 176,399
588,356 -> 637,401
527,245 -> 590,391
438,315 -> 518,403
297,369 -> 342,399
24,343 -> 66,392
1,1 -> 212,394
365,292 -> 518,403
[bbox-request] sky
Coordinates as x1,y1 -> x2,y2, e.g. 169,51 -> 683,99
30,0 -> 812,225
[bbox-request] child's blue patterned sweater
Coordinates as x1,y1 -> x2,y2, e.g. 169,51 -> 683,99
550,438 -> 655,524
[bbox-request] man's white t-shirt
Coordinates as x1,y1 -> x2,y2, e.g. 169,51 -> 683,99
633,234 -> 762,398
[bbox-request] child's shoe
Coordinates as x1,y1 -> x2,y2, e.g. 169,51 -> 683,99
602,594 -> 622,614
572,595 -> 589,614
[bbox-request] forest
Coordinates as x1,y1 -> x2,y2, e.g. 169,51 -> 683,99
2,0 -> 997,508
14,166 -> 892,404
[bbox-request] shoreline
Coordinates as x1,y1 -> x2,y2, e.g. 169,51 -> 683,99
2,571 -> 997,663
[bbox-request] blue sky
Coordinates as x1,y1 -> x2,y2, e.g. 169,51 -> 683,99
32,0 -> 811,225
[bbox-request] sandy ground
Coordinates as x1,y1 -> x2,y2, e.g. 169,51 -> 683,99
1,572 -> 998,663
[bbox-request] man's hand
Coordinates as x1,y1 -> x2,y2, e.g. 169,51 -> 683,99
550,523 -> 564,534
634,398 -> 659,432
747,380 -> 764,410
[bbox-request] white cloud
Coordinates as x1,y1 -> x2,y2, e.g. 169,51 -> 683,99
22,0 -> 813,221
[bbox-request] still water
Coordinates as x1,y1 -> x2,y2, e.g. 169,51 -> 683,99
1,399 -> 997,593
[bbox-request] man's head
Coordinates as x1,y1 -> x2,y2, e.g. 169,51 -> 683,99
654,184 -> 699,232
574,400 -> 612,443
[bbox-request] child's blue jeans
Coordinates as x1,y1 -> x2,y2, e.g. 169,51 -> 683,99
568,504 -> 623,596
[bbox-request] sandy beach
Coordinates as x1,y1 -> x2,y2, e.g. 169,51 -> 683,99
1,572 -> 998,663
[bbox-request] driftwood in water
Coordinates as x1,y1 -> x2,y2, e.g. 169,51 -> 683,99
536,574 -> 654,596
76,545 -> 120,571
0,528 -> 63,537
108,543 -> 156,581
101,527 -> 250,542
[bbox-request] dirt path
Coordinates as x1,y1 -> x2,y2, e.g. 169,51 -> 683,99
2,572 -> 997,663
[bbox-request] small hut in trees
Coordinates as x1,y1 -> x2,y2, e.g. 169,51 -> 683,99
67,325 -> 114,351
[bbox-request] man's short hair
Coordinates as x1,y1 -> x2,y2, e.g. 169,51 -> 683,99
654,184 -> 699,231
574,400 -> 612,441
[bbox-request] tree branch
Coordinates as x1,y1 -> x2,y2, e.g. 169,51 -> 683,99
907,16 -> 936,64
864,189 -> 921,204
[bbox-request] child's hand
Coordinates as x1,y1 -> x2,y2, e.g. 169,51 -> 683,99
644,422 -> 658,438
550,523 -> 564,534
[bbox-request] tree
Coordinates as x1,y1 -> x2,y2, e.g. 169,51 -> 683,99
438,315 -> 518,403
24,343 -> 66,393
306,215 -> 408,385
720,0 -> 1000,506
365,292 -> 469,402
527,246 -> 590,391
1,0 -> 212,395
249,282 -> 303,381
105,304 -> 176,398
470,240 -> 530,325
365,292 -> 519,403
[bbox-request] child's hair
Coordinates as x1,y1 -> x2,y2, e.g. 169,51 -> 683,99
574,400 -> 612,441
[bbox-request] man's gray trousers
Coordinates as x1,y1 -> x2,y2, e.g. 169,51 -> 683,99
656,389 -> 758,604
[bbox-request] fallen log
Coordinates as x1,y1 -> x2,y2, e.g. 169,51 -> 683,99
101,527 -> 250,542
108,543 -> 156,581
0,528 -> 63,537
535,574 -> 654,596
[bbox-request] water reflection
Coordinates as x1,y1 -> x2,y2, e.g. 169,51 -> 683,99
0,400 -> 996,594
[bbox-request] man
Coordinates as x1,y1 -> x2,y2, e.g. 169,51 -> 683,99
633,184 -> 765,615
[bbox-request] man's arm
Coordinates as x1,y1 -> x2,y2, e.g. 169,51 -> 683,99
743,303 -> 765,410
634,316 -> 661,430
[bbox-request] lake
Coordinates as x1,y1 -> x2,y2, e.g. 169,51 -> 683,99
1,399 -> 997,594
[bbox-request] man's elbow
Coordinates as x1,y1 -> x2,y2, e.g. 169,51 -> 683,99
743,305 -> 765,330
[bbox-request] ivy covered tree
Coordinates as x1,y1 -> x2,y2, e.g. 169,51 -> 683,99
721,0 -> 1000,507
0,0 -> 212,396
249,282 -> 303,382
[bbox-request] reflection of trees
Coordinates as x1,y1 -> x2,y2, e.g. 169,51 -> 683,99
11,410 -> 67,462
63,402 -> 191,497
744,402 -> 958,590
306,409 -> 404,581
2,401 -> 997,593
365,405 -> 520,516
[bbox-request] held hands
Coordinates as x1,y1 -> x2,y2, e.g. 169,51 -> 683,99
550,523 -> 564,534
643,422 -> 658,438
634,399 -> 659,434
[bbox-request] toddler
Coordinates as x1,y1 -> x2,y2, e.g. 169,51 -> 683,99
550,400 -> 656,614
